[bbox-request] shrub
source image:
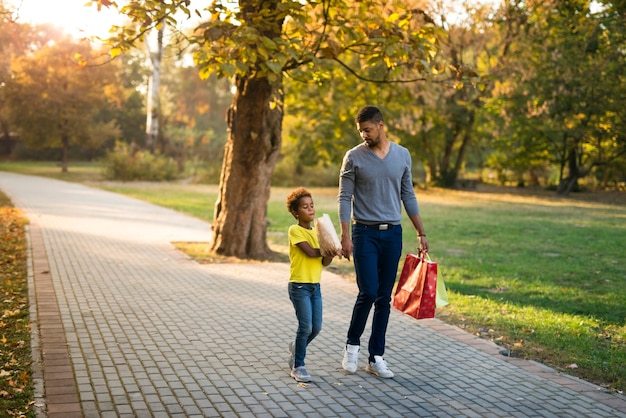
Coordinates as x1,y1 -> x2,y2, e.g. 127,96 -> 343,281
101,142 -> 179,181
272,159 -> 339,187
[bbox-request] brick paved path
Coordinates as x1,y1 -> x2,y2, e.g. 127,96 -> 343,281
1,172 -> 625,418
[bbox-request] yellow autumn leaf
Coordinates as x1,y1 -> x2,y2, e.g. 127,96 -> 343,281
20,370 -> 29,384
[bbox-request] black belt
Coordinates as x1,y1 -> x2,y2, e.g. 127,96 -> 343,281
354,222 -> 397,231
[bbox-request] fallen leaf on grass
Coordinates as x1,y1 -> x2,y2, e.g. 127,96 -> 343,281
19,370 -> 29,384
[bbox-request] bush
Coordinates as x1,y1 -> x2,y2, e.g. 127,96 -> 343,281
272,160 -> 339,187
185,160 -> 222,184
101,142 -> 179,181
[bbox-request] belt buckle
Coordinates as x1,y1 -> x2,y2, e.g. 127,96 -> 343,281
379,224 -> 389,231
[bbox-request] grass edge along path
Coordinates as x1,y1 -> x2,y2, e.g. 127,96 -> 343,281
0,191 -> 35,417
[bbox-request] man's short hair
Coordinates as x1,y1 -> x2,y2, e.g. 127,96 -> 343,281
355,106 -> 384,124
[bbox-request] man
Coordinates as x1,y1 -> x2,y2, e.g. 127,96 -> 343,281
338,105 -> 429,378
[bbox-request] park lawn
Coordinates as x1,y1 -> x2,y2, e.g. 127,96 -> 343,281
1,161 -> 625,393
0,160 -> 103,183
416,189 -> 626,393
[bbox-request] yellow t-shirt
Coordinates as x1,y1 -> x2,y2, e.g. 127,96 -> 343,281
288,224 -> 323,284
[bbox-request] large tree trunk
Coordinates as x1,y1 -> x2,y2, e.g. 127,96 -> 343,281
210,75 -> 282,259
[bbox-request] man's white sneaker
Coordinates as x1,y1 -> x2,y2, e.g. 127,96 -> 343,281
365,355 -> 394,378
342,344 -> 359,373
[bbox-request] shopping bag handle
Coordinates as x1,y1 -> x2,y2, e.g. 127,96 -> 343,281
417,249 -> 431,261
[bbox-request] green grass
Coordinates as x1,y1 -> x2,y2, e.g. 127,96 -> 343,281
1,161 -> 625,393
99,182 -> 219,221
0,160 -> 103,183
420,191 -> 626,391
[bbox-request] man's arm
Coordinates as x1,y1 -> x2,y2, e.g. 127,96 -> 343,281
408,213 -> 429,253
338,152 -> 355,260
340,221 -> 353,260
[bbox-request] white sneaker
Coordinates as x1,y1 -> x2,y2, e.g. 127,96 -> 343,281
365,355 -> 394,378
342,344 -> 359,373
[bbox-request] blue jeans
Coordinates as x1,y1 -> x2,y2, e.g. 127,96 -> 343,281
346,223 -> 402,358
288,282 -> 322,368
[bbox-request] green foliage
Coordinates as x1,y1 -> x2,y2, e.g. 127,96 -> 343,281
98,0 -> 444,85
101,142 -> 179,181
272,157 -> 339,188
159,68 -> 231,170
5,37 -> 120,150
0,11 -> 144,162
108,76 -> 147,148
280,2 -> 494,187
280,0 -> 626,191
483,0 -> 626,192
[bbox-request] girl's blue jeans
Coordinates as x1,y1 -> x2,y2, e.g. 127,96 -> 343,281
346,223 -> 403,358
288,282 -> 322,368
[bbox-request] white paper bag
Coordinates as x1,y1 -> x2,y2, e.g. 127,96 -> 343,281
315,213 -> 342,257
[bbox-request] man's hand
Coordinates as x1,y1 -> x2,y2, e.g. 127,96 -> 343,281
341,235 -> 353,261
419,235 -> 429,253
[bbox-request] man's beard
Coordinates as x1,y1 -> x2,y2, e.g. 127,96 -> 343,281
365,134 -> 379,147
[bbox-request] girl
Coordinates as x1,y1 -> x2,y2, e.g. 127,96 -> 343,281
286,187 -> 339,382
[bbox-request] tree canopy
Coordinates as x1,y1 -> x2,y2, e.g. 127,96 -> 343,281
4,32 -> 121,170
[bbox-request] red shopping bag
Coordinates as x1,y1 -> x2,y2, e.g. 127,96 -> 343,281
393,252 -> 438,319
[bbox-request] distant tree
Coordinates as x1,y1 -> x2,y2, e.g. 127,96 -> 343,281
0,1 -> 15,142
485,0 -> 626,193
113,52 -> 149,148
5,37 -> 121,171
383,2 -> 492,188
160,66 -> 232,179
0,4 -> 48,147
